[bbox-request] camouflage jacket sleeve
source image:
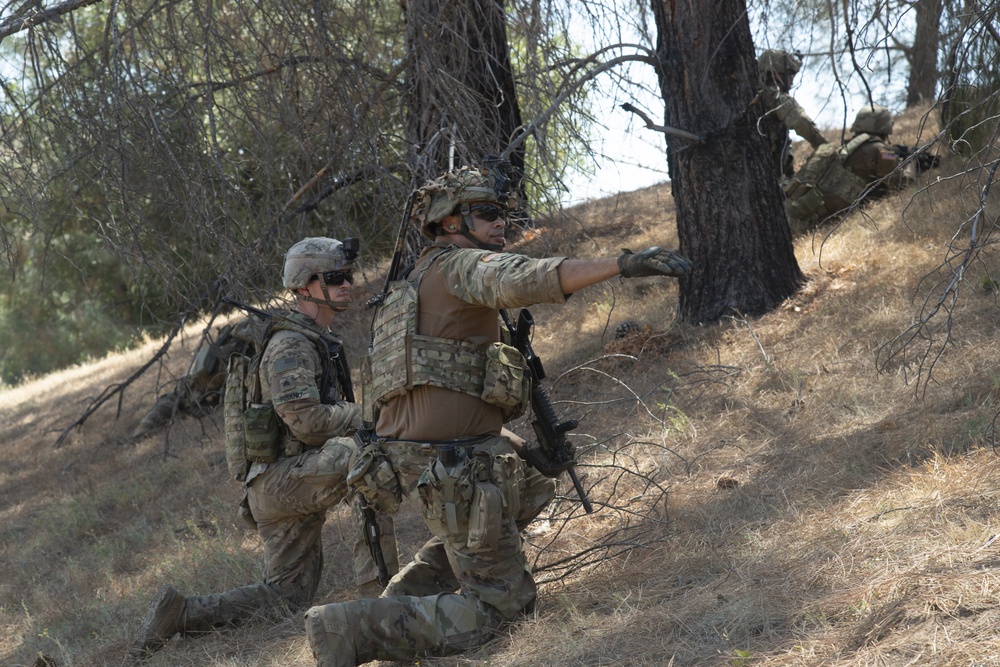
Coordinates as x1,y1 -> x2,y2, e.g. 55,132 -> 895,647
761,87 -> 827,149
260,329 -> 361,446
437,247 -> 569,309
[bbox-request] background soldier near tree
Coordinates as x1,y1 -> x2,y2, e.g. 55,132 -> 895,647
131,319 -> 259,440
784,104 -> 921,234
130,238 -> 398,660
304,166 -> 692,667
756,49 -> 828,183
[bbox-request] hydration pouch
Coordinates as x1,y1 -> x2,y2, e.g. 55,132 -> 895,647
480,342 -> 530,421
243,403 -> 280,463
347,442 -> 403,513
223,353 -> 250,481
467,481 -> 503,550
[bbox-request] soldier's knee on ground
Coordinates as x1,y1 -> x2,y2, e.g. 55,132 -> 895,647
305,603 -> 359,667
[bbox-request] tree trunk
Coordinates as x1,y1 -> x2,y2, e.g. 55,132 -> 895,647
402,0 -> 525,259
906,0 -> 944,107
651,0 -> 803,325
403,0 -> 524,188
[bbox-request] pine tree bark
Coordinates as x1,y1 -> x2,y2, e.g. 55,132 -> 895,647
651,0 -> 803,324
403,0 -> 524,187
906,0 -> 944,107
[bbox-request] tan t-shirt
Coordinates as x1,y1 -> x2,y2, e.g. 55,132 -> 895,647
376,244 -> 566,441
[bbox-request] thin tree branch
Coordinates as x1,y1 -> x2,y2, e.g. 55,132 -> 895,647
0,0 -> 104,42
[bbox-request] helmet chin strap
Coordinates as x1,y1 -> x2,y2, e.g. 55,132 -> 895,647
302,282 -> 350,312
458,213 -> 504,252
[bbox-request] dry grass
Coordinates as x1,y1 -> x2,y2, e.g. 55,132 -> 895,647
4,120 -> 1000,666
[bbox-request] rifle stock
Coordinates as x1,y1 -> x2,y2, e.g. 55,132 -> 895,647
505,308 -> 593,513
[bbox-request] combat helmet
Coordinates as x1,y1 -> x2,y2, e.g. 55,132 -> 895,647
410,165 -> 513,240
282,236 -> 360,313
851,105 -> 893,136
758,49 -> 802,86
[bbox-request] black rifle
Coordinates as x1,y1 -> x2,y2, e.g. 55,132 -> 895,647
893,144 -> 940,173
222,296 -> 391,585
503,308 -> 594,514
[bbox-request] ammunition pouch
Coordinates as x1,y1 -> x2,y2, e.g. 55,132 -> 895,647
414,441 -> 523,551
368,271 -> 531,422
784,181 -> 826,222
243,403 -> 281,463
347,438 -> 403,514
480,342 -> 531,421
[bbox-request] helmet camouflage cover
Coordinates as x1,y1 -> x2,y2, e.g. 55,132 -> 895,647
410,165 -> 514,239
282,237 -> 354,289
851,105 -> 894,136
758,49 -> 802,82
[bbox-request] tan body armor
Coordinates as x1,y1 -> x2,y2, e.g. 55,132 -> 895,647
363,249 -> 529,429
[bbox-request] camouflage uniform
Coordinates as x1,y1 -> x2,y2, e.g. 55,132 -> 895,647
305,243 -> 567,666
756,49 -> 827,182
131,238 -> 398,661
237,311 -> 398,608
784,105 -> 915,233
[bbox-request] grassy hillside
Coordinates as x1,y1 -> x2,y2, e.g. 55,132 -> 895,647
4,109 -> 1000,666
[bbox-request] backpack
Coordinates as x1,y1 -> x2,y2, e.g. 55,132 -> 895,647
223,315 -> 347,481
785,134 -> 871,222
223,338 -> 271,482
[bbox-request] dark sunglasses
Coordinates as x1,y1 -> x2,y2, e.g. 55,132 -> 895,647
469,204 -> 506,222
313,270 -> 354,286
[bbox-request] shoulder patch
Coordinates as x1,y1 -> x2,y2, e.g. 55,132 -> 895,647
481,253 -> 503,263
272,356 -> 299,374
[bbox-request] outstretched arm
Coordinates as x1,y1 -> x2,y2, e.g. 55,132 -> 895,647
558,247 -> 693,295
556,257 -> 619,295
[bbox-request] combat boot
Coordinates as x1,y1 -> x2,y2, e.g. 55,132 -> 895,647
304,603 -> 358,667
129,584 -> 186,660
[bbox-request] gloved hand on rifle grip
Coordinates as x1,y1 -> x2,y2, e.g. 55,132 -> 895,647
522,442 -> 575,479
617,246 -> 692,278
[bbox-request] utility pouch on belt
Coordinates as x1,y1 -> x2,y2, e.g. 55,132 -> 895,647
480,342 -> 530,421
347,438 -> 403,513
468,481 -> 502,550
243,403 -> 280,462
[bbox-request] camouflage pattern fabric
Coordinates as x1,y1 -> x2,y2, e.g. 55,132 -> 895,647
384,459 -> 555,598
257,312 -> 361,451
306,434 -> 542,665
247,437 -> 358,607
149,312 -> 398,637
759,85 -> 827,181
351,500 -> 400,589
436,245 -> 567,309
305,244 -> 570,665
784,132 -> 912,233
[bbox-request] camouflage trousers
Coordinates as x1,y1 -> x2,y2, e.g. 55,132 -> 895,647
305,434 -> 556,665
181,437 -> 399,632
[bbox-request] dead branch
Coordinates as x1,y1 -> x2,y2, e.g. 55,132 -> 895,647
52,317 -> 185,447
0,0 -> 104,42
620,102 -> 703,142
875,157 -> 1000,395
